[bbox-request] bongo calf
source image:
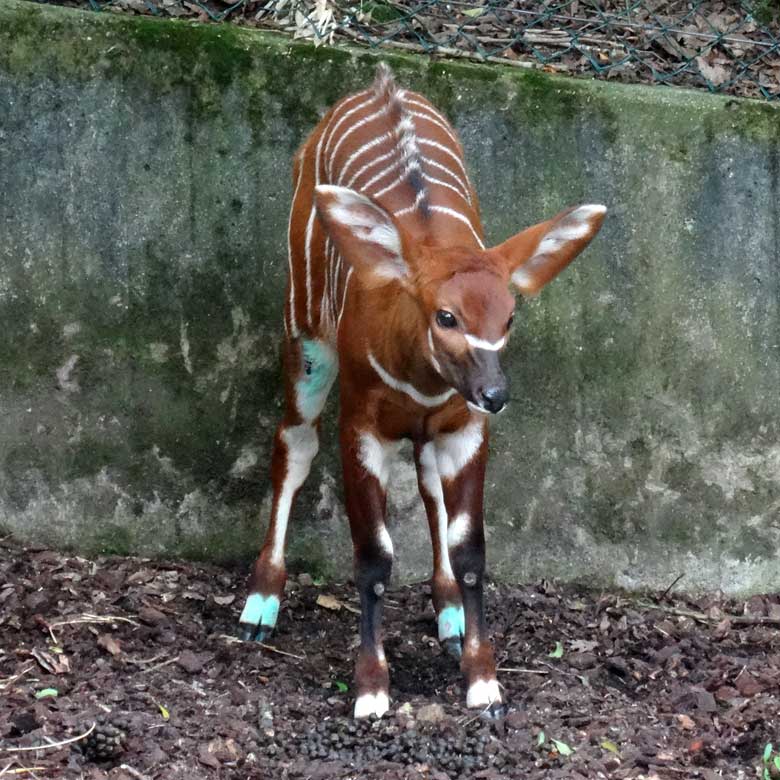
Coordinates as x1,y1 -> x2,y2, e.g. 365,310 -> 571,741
239,64 -> 606,718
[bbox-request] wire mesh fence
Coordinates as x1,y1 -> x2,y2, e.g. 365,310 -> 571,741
38,0 -> 780,100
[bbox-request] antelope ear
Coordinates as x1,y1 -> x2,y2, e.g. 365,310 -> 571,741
495,204 -> 607,296
314,185 -> 410,288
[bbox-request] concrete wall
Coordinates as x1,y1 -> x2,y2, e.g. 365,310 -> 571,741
2,0 -> 780,595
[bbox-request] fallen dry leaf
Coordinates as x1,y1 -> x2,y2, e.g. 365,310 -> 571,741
712,617 -> 731,639
198,743 -> 221,769
32,648 -> 70,675
734,669 -> 763,697
676,713 -> 696,731
696,55 -> 729,86
316,594 -> 342,611
97,633 -> 122,657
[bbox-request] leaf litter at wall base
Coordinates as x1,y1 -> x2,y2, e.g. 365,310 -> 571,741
35,0 -> 780,100
0,536 -> 779,779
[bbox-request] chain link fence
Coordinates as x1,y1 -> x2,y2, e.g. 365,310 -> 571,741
40,0 -> 780,100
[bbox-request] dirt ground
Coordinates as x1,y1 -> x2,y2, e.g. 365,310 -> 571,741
1,535 -> 779,780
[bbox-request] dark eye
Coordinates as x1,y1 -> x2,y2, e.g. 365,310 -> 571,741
507,315 -> 514,329
436,310 -> 458,329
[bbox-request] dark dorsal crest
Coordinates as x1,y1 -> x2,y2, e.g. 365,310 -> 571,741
372,64 -> 430,219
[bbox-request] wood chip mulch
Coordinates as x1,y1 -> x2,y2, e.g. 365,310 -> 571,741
1,535 -> 779,779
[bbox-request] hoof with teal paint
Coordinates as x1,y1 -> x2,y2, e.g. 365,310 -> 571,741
238,593 -> 280,643
438,604 -> 465,659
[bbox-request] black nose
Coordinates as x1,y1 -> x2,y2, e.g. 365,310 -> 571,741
480,385 -> 508,413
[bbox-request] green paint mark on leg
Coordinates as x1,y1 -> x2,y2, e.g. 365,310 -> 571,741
239,593 -> 280,630
438,604 -> 465,642
296,339 -> 338,421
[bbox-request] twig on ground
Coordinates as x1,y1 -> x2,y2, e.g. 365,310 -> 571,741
0,668 -> 34,691
659,573 -> 685,601
140,656 -> 180,674
497,667 -> 550,675
538,661 -> 589,682
126,653 -> 168,667
638,601 -> 780,627
218,634 -> 305,660
256,642 -> 305,660
119,764 -> 152,780
0,767 -> 47,777
46,613 -> 139,645
140,598 -> 183,617
1,723 -> 95,754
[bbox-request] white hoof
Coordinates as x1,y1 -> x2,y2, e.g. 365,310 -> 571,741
466,678 -> 502,708
354,691 -> 390,719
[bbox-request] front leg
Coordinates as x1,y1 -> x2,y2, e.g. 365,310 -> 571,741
437,418 -> 503,715
414,441 -> 464,659
341,419 -> 397,719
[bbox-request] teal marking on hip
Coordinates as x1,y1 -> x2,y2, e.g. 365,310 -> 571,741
239,593 -> 280,629
296,339 -> 338,421
438,604 -> 465,641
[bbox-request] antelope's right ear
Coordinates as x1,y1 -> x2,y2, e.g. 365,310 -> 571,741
495,204 -> 607,296
314,185 -> 410,288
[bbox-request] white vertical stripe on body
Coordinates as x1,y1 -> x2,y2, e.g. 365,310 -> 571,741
418,138 -> 470,186
328,106 -> 390,176
419,155 -> 471,202
337,133 -> 394,185
429,205 -> 485,248
345,147 -> 396,189
287,151 -> 306,339
322,90 -> 375,178
337,266 -> 354,329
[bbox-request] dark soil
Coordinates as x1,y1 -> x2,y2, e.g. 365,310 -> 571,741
1,535 -> 779,780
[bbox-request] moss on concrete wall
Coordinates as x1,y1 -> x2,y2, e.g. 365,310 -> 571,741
2,0 -> 780,594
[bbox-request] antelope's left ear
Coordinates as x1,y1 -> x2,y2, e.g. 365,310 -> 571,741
494,204 -> 607,296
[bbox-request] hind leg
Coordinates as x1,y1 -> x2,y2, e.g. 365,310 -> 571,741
239,338 -> 337,642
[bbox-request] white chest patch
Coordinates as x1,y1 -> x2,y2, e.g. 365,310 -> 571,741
435,419 -> 485,480
358,432 -> 402,489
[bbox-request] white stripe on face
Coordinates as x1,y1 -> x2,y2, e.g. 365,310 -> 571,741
464,333 -> 506,351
